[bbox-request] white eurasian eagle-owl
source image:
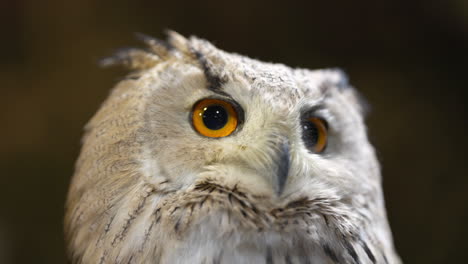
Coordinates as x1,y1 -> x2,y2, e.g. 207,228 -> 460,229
65,31 -> 401,264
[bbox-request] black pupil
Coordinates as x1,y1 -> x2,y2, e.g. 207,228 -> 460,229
302,122 -> 319,148
202,105 -> 228,130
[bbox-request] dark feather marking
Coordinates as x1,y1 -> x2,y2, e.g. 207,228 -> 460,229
191,49 -> 227,95
322,214 -> 329,226
200,195 -> 209,208
111,194 -> 149,246
98,252 -> 106,264
155,208 -> 162,223
360,240 -> 376,264
196,181 -> 252,213
174,218 -> 181,232
140,219 -> 155,251
382,252 -> 389,264
236,190 -> 247,199
197,184 -> 211,192
97,249 -> 110,264
191,181 -> 359,237
139,204 -> 165,251
94,213 -> 116,247
127,254 -> 134,264
322,244 -> 340,263
265,246 -> 273,264
189,203 -> 196,216
286,198 -> 309,208
170,206 -> 180,215
343,240 -> 361,264
114,250 -> 122,263
196,184 -> 210,192
236,196 -> 247,208
285,254 -> 292,264
140,208 -> 160,252
208,186 -> 216,193
213,249 -> 223,264
240,209 -> 247,218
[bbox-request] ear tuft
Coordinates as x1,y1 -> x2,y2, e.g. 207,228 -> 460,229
166,30 -> 192,57
101,30 -> 193,71
135,32 -> 173,59
99,48 -> 160,70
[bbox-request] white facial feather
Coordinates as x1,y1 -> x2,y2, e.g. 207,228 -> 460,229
65,32 -> 401,264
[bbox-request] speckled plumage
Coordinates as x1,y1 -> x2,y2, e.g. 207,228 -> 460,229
65,31 -> 401,264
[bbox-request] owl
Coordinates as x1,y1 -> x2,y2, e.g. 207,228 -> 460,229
65,31 -> 401,264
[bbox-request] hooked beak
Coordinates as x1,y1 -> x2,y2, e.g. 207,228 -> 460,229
276,139 -> 290,196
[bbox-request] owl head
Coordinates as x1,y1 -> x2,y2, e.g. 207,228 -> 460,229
65,31 -> 400,263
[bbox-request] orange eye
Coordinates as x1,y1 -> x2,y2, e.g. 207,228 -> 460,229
192,98 -> 239,138
301,117 -> 328,153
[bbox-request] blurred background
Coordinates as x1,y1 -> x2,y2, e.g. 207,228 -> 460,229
0,0 -> 467,263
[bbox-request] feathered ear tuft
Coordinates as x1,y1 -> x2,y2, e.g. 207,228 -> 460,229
100,30 -> 192,71
99,47 -> 160,70
135,32 -> 172,60
166,30 -> 192,58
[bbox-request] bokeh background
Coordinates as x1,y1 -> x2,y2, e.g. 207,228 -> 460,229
0,0 -> 467,263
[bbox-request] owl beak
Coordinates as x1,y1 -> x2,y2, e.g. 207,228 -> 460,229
275,139 -> 290,196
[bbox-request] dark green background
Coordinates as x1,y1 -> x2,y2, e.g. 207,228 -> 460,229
0,0 -> 467,263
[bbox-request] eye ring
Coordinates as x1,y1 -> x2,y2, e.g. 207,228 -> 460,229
301,117 -> 328,153
191,98 -> 239,138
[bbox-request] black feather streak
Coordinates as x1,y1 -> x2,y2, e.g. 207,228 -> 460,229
382,252 -> 389,264
322,244 -> 340,263
265,246 -> 273,264
343,240 -> 361,264
200,196 -> 209,208
192,50 -> 226,94
174,218 -> 181,232
360,240 -> 376,264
